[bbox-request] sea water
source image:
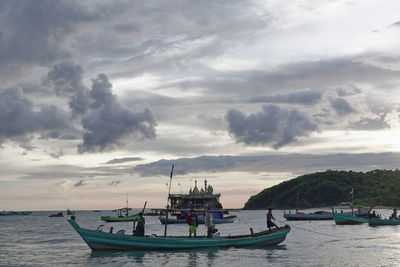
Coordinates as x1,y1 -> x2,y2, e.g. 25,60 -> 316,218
1,209 -> 400,266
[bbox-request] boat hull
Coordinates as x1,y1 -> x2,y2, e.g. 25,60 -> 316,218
368,218 -> 400,226
159,216 -> 235,224
101,216 -> 139,222
283,209 -> 370,221
68,219 -> 290,251
331,208 -> 369,225
283,213 -> 332,220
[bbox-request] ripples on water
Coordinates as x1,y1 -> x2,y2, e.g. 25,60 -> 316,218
1,209 -> 400,266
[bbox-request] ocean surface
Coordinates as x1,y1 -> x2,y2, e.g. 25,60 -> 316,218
1,208 -> 400,266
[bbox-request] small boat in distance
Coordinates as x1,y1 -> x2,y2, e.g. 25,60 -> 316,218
0,211 -> 32,216
49,212 -> 63,217
101,212 -> 139,222
101,195 -> 140,222
68,218 -> 290,250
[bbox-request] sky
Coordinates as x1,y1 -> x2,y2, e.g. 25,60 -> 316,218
1,0 -> 400,211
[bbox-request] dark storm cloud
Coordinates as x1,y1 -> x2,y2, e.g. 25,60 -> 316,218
226,87 -> 389,148
0,0 -> 97,83
45,61 -> 90,116
78,74 -> 157,153
0,87 -> 70,144
330,98 -> 357,116
226,105 -> 318,148
45,62 -> 157,153
105,157 -> 143,164
133,153 -> 400,177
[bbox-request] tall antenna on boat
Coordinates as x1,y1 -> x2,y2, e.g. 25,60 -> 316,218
126,194 -> 129,216
164,164 -> 174,237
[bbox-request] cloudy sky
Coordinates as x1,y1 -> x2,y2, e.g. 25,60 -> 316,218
2,0 -> 400,210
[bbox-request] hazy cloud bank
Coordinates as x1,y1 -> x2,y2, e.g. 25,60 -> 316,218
133,153 -> 400,177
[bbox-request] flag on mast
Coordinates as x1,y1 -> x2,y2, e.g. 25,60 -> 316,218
349,188 -> 354,196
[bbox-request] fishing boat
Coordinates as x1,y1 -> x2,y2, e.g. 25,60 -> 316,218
101,196 -> 140,222
68,218 -> 290,250
0,211 -> 32,216
101,213 -> 139,222
49,212 -> 63,217
283,210 -> 332,220
283,206 -> 372,221
368,218 -> 400,226
331,207 -> 369,225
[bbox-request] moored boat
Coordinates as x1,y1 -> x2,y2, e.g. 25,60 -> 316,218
368,218 -> 400,226
284,206 -> 372,221
49,212 -> 63,217
283,210 -> 332,220
101,196 -> 140,222
101,214 -> 139,222
331,207 -> 369,225
68,219 -> 290,251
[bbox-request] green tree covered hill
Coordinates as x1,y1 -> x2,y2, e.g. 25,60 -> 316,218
244,169 -> 400,209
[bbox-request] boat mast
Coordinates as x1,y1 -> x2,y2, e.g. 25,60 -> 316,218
164,164 -> 174,237
126,194 -> 129,216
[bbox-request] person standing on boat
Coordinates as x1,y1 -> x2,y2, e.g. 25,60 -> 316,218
205,206 -> 215,238
266,208 -> 279,232
187,209 -> 199,237
391,208 -> 398,220
135,212 -> 145,236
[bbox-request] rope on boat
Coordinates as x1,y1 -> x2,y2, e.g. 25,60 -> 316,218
275,219 -> 388,241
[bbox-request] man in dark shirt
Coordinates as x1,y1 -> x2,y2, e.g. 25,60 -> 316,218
266,208 -> 279,232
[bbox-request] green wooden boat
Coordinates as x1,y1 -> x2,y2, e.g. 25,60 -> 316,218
368,218 -> 400,226
331,207 -> 369,225
68,219 -> 290,251
101,215 -> 139,222
102,196 -> 140,222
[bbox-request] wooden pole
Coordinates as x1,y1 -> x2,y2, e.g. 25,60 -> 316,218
141,201 -> 147,214
164,164 -> 174,237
